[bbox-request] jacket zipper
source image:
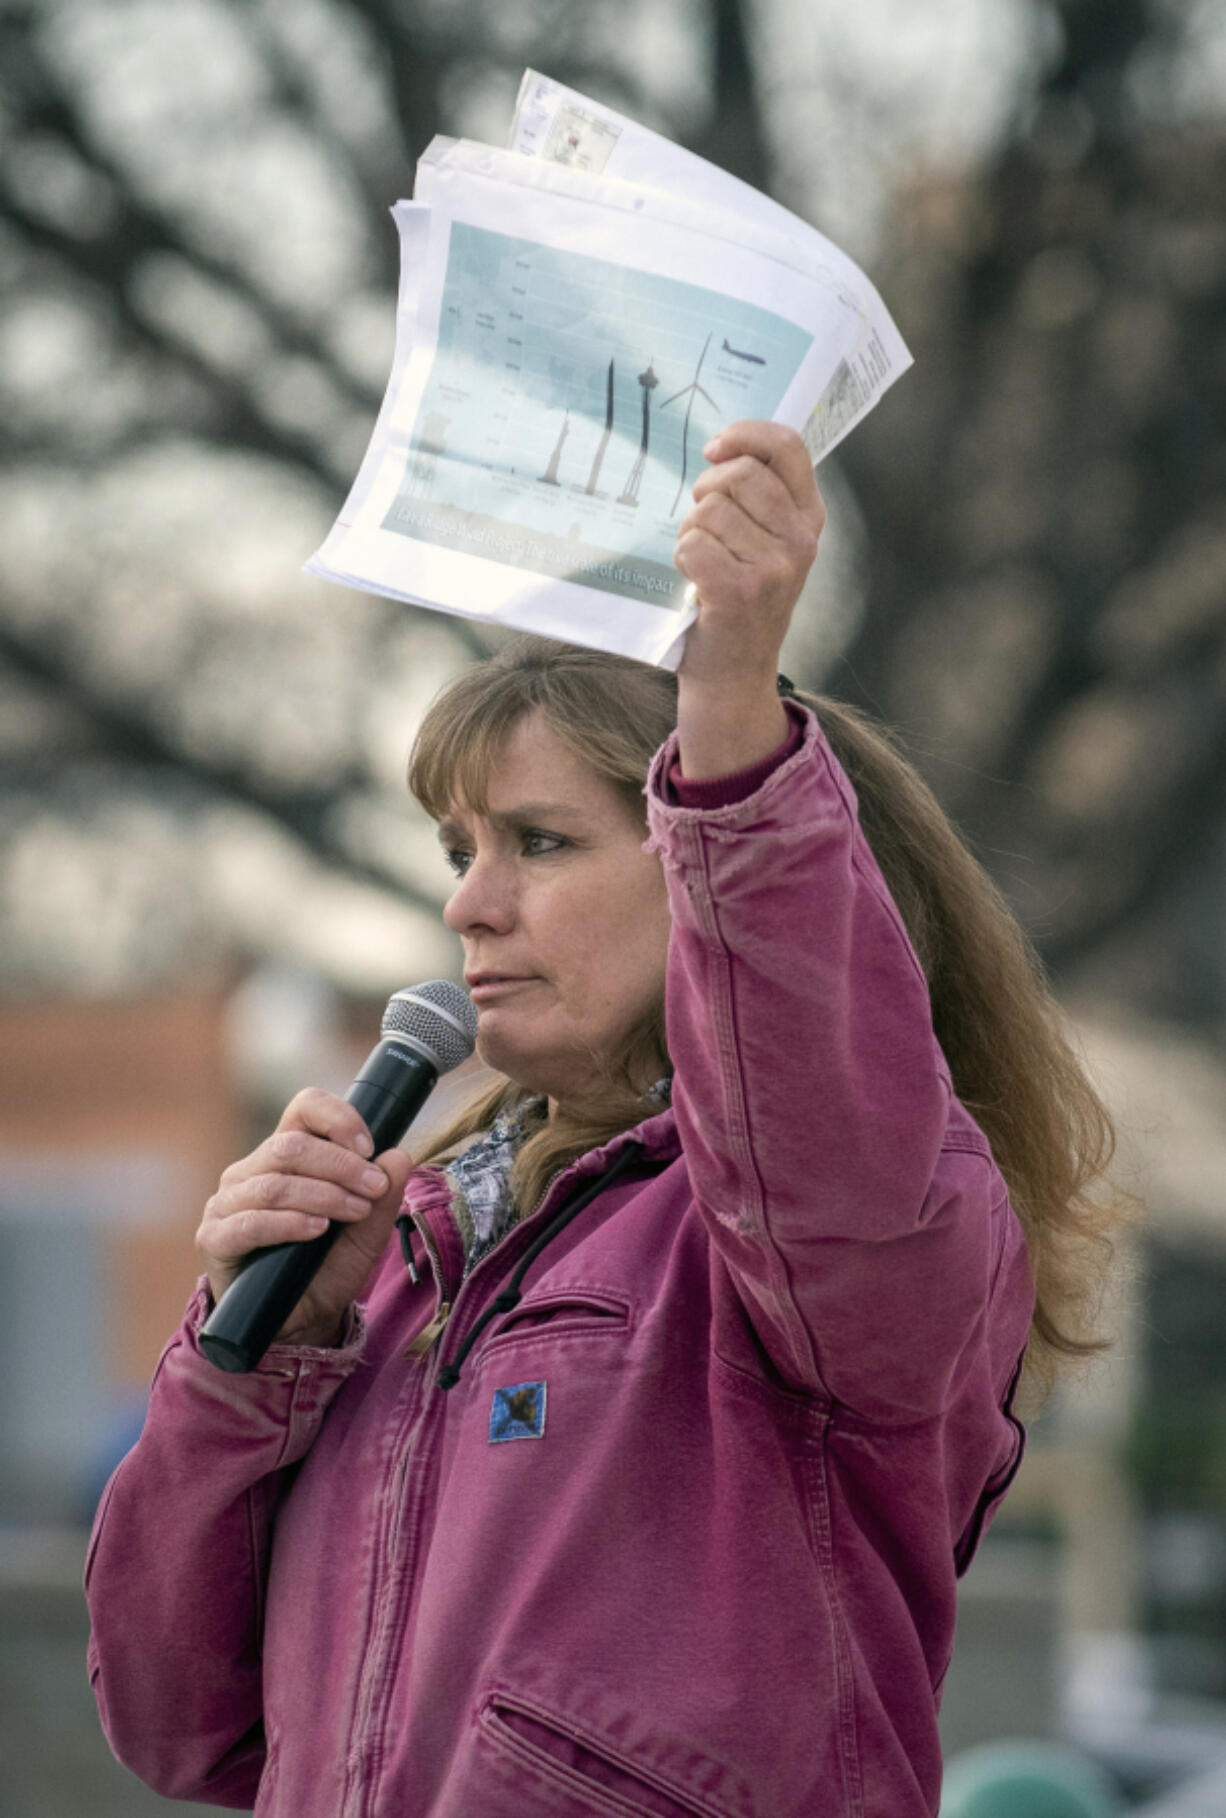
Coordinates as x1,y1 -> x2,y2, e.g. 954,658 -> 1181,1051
347,1210 -> 456,1807
350,1140 -> 654,1815
434,1142 -> 647,1393
399,1167 -> 554,1366
348,1195 -> 474,1815
401,1208 -> 453,1359
351,1174 -> 575,1813
403,1301 -> 450,1359
345,1194 -> 460,1815
345,1404 -> 433,1818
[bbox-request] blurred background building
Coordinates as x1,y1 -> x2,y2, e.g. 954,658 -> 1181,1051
0,0 -> 1224,1812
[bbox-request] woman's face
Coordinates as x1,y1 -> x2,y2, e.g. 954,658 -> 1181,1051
438,710 -> 671,1112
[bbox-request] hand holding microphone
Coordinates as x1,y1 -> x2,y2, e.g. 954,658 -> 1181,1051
197,981 -> 477,1372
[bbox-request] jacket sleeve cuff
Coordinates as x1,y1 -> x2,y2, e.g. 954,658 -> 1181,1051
185,1278 -> 367,1376
652,699 -> 812,814
661,701 -> 807,809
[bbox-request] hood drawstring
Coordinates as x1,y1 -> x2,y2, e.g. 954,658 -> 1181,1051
435,1139 -> 647,1393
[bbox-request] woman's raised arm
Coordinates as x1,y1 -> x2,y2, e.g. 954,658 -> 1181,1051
651,424 -> 1029,1424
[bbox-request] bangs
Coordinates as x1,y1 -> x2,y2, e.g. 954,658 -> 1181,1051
408,669 -> 535,821
406,635 -> 679,826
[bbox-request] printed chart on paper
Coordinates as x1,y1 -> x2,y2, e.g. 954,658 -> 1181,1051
382,223 -> 813,609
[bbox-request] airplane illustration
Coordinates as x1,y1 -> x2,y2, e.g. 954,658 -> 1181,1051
722,338 -> 766,365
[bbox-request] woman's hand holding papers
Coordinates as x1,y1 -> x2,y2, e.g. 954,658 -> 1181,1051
673,420 -> 824,780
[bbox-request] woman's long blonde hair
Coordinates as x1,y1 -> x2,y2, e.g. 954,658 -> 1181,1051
408,634 -> 1131,1402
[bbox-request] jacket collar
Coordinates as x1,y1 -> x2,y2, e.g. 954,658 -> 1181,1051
401,1104 -> 680,1303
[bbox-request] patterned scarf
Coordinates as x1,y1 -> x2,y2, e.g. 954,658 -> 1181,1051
444,1077 -> 672,1279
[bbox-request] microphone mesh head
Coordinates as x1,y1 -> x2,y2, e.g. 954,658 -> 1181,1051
381,980 -> 478,1075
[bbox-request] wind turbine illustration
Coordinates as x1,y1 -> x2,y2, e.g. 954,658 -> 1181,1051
660,332 -> 718,515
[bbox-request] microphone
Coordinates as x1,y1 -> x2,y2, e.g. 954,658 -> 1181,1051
199,980 -> 478,1374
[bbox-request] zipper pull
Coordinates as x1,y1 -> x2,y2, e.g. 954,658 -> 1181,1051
404,1302 -> 451,1360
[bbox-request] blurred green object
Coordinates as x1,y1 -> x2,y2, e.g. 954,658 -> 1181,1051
940,1741 -> 1121,1818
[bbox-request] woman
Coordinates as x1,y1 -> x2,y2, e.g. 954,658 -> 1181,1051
87,423 -> 1124,1817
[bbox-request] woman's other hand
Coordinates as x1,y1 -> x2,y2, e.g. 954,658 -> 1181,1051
673,420 -> 825,779
196,1090 -> 413,1348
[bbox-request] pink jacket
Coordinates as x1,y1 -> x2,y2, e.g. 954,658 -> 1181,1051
86,703 -> 1034,1817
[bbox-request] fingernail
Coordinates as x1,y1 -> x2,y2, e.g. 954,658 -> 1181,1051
354,1129 -> 374,1156
703,436 -> 723,457
363,1166 -> 389,1193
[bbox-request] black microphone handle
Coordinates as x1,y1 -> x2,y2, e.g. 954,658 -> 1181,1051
198,1043 -> 438,1374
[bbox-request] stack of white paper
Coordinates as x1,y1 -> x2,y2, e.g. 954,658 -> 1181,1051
306,71 -> 911,669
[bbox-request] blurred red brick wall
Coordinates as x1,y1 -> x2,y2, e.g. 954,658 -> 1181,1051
0,995 -> 241,1385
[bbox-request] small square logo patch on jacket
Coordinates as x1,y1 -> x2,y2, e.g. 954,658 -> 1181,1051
490,1380 -> 547,1442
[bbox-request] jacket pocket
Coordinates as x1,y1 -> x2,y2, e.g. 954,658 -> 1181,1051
470,1689 -> 737,1818
492,1288 -> 632,1338
475,1290 -> 634,1377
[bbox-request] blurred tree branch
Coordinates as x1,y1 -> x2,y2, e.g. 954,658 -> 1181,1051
0,0 -> 1223,1016
835,0 -> 1226,1001
0,611 -> 446,914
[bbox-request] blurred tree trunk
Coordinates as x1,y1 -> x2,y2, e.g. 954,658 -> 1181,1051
836,0 -> 1226,1013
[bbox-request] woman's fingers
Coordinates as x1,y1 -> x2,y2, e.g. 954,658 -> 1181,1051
196,1083 -> 416,1334
688,451 -> 797,534
197,1185 -> 372,1272
677,490 -> 778,567
672,420 -> 825,714
674,441 -> 821,614
219,1128 -> 389,1199
686,433 -> 824,567
220,1090 -> 385,1193
204,1174 -> 375,1252
277,1086 -> 374,1155
198,1089 -> 396,1273
202,1204 -> 333,1262
677,423 -> 824,581
268,1147 -> 413,1348
703,419 -> 824,520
